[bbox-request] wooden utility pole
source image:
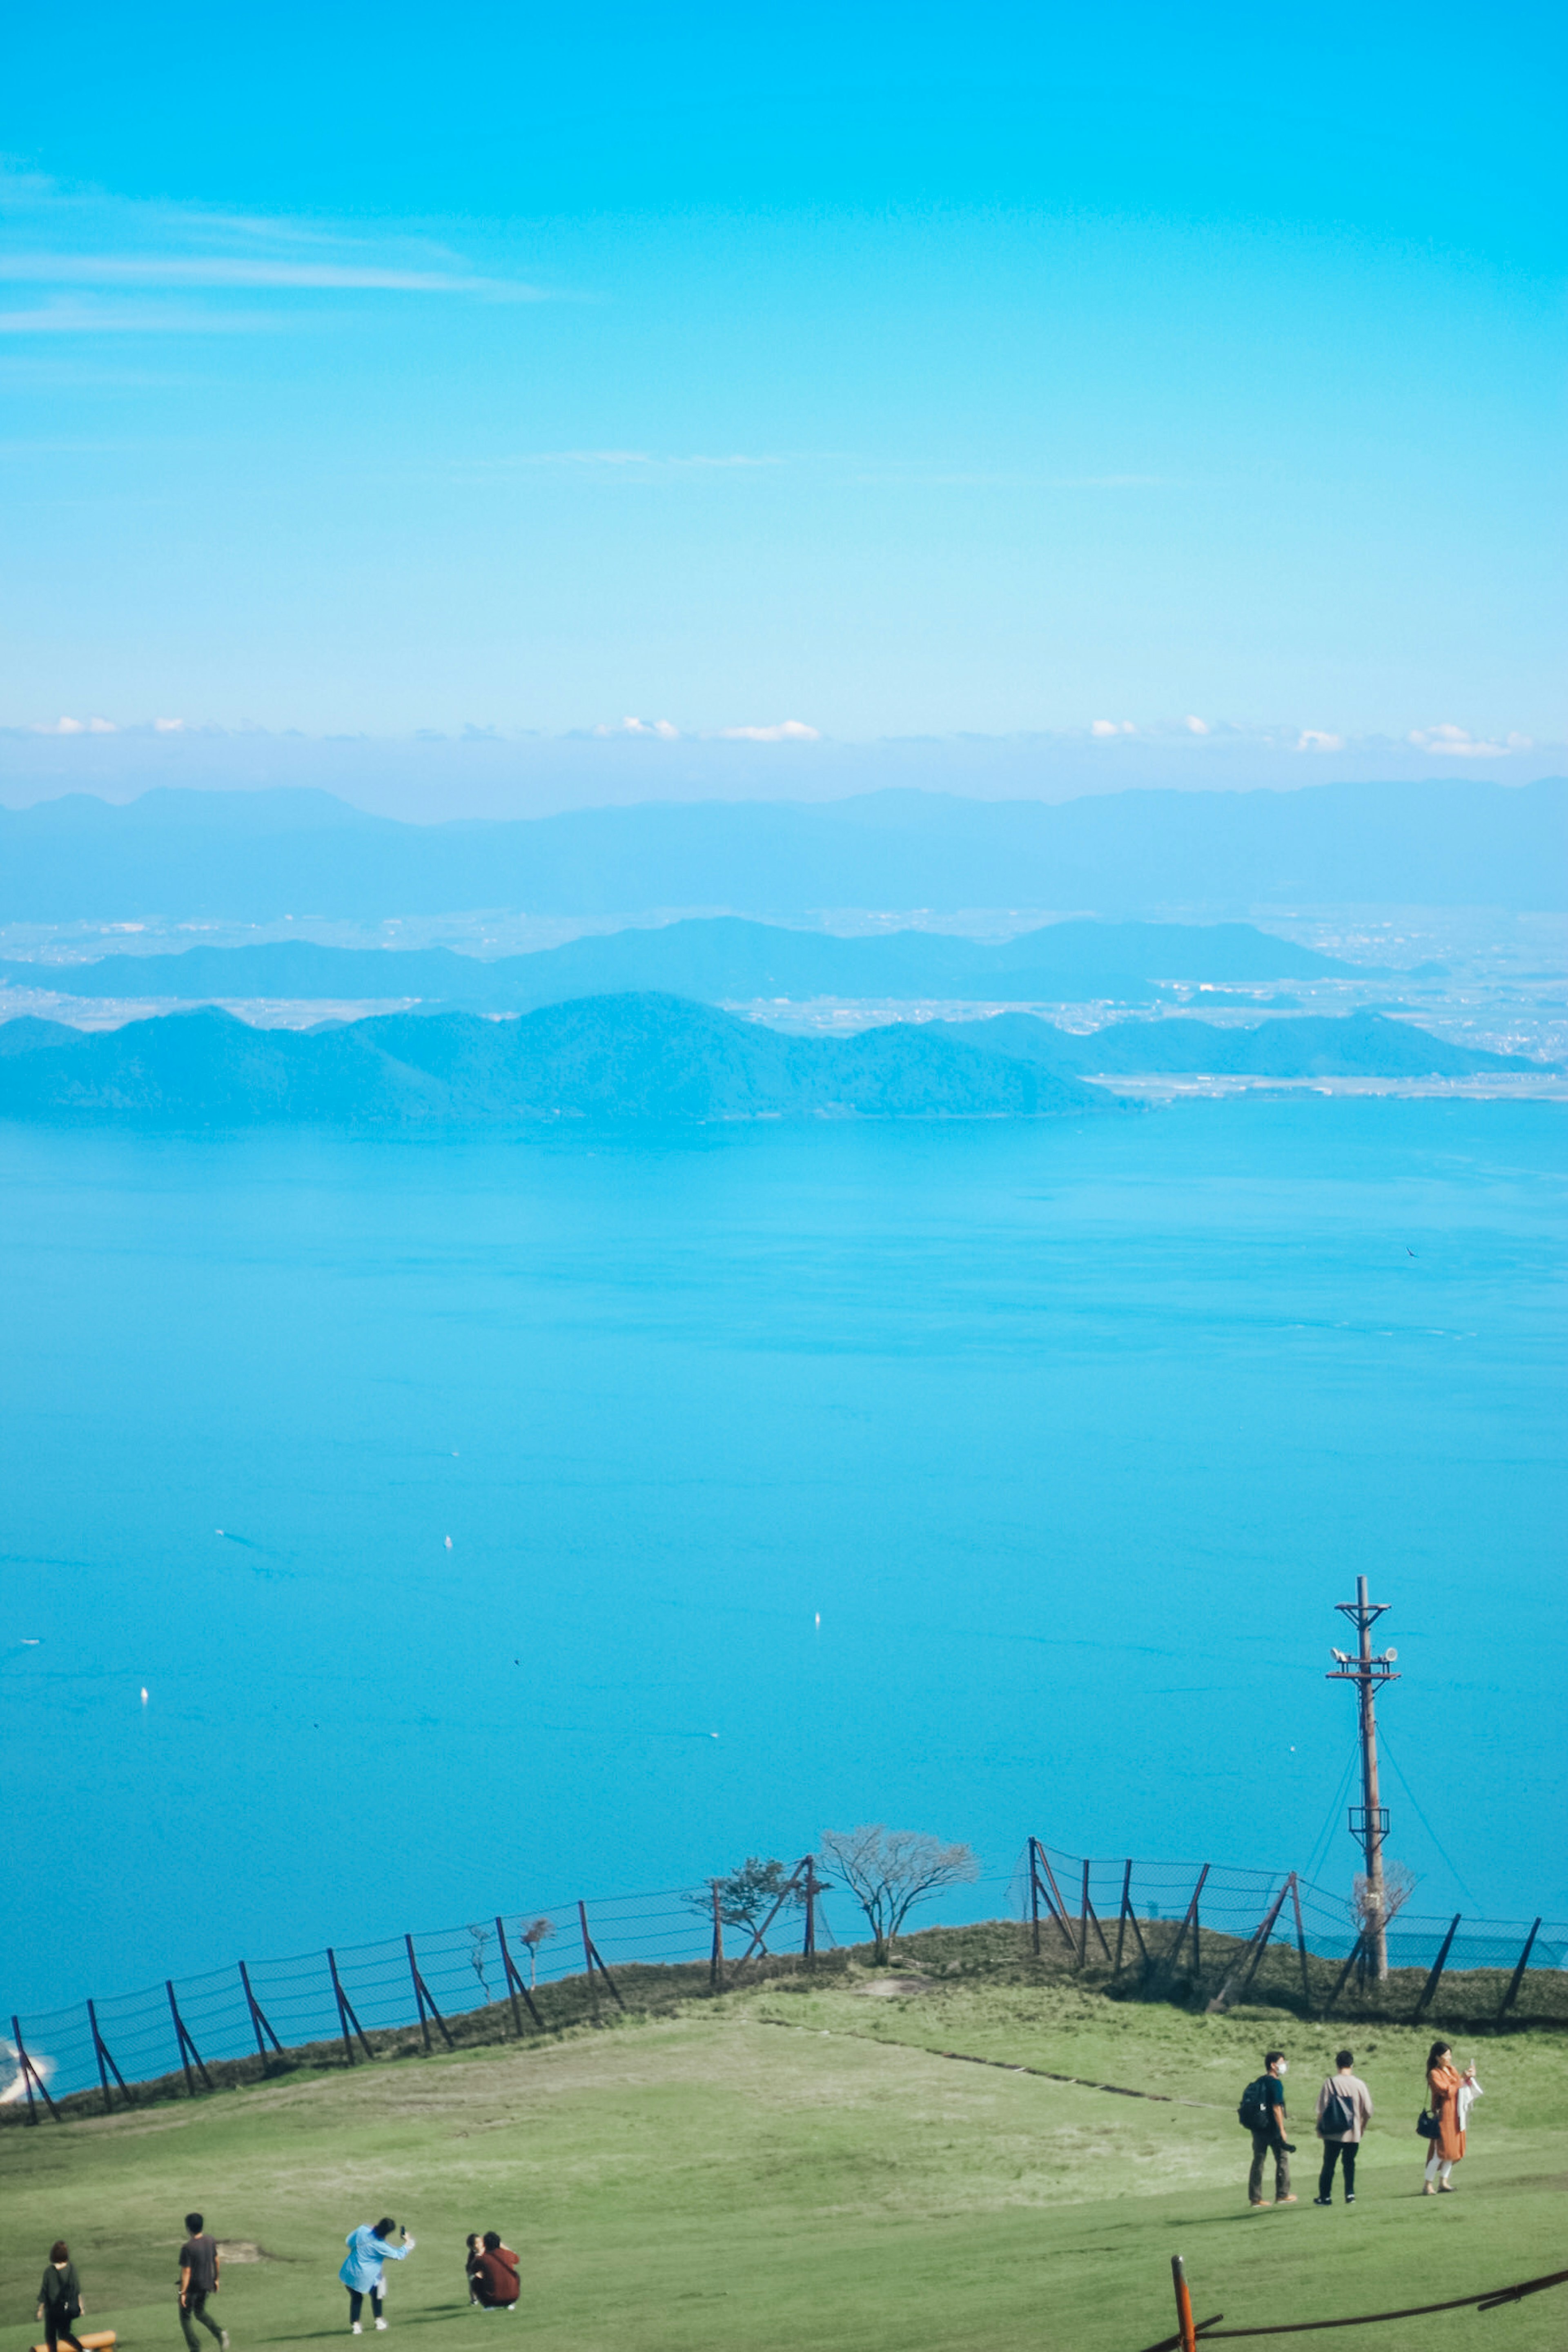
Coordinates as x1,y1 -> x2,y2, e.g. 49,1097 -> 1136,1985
1326,1575 -> 1399,1980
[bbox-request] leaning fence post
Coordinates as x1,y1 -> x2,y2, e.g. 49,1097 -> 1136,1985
709,1883 -> 723,1991
405,1934 -> 454,2051
494,1919 -> 544,2033
1414,1915 -> 1461,2019
802,1855 -> 817,1966
86,2000 -> 131,2114
1499,1920 -> 1541,2018
11,2016 -> 59,2122
166,1982 -> 212,2096
1289,1873 -> 1313,2014
238,1962 -> 284,2074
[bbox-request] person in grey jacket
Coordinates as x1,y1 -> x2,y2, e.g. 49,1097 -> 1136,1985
1314,2049 -> 1374,2205
36,2243 -> 86,2352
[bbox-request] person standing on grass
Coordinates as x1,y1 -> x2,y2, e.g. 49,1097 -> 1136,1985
36,2243 -> 86,2352
470,2235 -> 520,2312
1248,2050 -> 1298,2207
179,2213 -> 229,2352
1422,2042 -> 1477,2194
1313,2051 -> 1373,2205
339,2220 -> 415,2334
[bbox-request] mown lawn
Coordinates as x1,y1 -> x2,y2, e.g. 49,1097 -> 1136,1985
3,1977 -> 1562,2352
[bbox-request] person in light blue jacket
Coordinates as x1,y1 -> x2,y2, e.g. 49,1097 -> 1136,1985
339,2220 -> 415,2334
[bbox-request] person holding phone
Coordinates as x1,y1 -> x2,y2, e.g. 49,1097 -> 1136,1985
339,2219 -> 415,2334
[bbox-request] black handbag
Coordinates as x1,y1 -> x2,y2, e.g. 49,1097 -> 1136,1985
1417,2107 -> 1440,2139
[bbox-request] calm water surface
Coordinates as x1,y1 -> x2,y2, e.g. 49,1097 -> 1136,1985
2,1099 -> 1564,2010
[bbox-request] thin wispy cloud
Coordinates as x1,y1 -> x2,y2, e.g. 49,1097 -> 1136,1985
0,300 -> 284,335
0,255 -> 548,298
479,450 -> 783,472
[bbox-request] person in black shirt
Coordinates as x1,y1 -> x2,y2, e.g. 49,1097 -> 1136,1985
1248,2051 -> 1298,2207
37,2243 -> 86,2352
178,2213 -> 229,2352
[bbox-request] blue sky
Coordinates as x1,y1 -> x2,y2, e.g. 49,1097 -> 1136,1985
2,1 -> 1563,780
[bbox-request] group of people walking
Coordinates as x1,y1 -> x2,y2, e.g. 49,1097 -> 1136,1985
36,2218 -> 231,2352
1243,2039 -> 1481,2208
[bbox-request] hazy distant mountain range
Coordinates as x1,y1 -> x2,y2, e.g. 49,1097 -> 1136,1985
0,997 -> 1103,1123
0,775 -> 1561,920
930,1009 -> 1540,1079
0,915 -> 1359,1009
0,997 -> 1540,1125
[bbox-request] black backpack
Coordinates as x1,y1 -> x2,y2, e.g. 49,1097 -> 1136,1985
1238,2076 -> 1272,2133
1321,2082 -> 1357,2137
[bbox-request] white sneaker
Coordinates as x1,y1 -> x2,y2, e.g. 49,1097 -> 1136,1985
351,2328 -> 362,2338
375,2323 -> 389,2334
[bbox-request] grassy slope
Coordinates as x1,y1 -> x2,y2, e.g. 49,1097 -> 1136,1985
3,1977 -> 1563,2352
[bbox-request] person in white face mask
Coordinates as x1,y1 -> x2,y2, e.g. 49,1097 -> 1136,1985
1246,2050 -> 1298,2207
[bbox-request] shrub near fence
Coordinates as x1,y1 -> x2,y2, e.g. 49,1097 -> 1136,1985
6,1840 -> 1565,2123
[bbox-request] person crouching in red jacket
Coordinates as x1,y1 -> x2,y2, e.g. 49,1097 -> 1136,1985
472,2235 -> 519,2310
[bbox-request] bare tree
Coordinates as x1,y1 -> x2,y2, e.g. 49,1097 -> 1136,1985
817,1824 -> 979,1964
1352,1860 -> 1415,1978
468,1922 -> 490,1996
518,1916 -> 555,1988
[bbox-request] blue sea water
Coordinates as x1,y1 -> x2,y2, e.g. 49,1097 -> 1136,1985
1,1098 -> 1564,2017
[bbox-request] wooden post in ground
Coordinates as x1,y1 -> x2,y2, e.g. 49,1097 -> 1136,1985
165,1983 -> 212,2096
494,1918 -> 544,2033
1030,1840 -> 1079,1958
1499,1920 -> 1541,2018
579,1900 -> 601,2022
238,1963 -> 284,2074
405,1936 -> 454,2050
1289,1874 -> 1313,2014
86,2001 -> 131,2114
1115,1860 -> 1149,1976
1207,1880 -> 1292,2014
802,1855 -> 817,1966
1166,1865 -> 1210,1982
1321,1931 -> 1368,2019
709,1883 -> 723,1992
1171,2255 -> 1198,2352
1414,1916 -> 1461,2019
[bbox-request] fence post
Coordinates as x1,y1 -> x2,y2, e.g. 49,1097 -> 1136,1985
165,1982 -> 212,2096
802,1855 -> 817,1966
1166,1865 -> 1210,1982
575,1900 -> 627,2011
1030,1840 -> 1079,1958
86,2000 -> 131,2114
405,1934 -> 454,2051
1414,1916 -> 1462,2019
1499,1920 -> 1541,2018
1114,1859 -> 1149,1975
327,1949 -> 374,2065
11,2016 -> 59,2122
1321,1931 -> 1368,2019
709,1883 -> 724,1991
1030,1848 -> 1042,1956
1171,2256 -> 1198,2352
238,1962 -> 284,2074
1289,1874 -> 1313,2014
1207,1878 -> 1292,2015
494,1919 -> 544,2033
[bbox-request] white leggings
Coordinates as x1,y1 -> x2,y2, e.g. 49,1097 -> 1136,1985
1424,2152 -> 1455,2185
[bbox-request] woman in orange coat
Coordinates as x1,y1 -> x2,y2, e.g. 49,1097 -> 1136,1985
1422,2040 -> 1474,2192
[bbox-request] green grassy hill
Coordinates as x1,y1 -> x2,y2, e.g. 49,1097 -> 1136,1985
4,1964 -> 1563,2352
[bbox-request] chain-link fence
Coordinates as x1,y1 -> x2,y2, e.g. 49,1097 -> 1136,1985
5,1844 -> 1563,2121
1022,1840 -> 1565,2020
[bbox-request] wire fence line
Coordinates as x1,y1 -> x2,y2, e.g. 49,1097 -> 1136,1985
5,1841 -> 1564,2120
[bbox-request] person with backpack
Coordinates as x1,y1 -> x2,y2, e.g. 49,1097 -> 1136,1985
36,2243 -> 86,2352
470,2235 -> 519,2312
1313,2050 -> 1373,2205
1241,2049 -> 1297,2207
